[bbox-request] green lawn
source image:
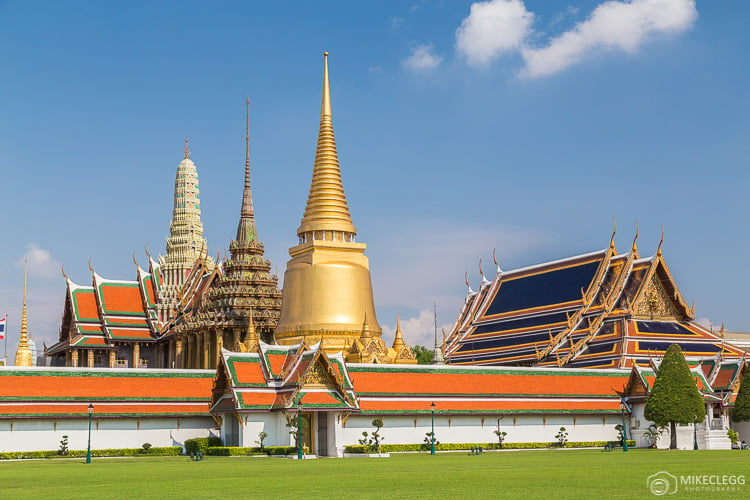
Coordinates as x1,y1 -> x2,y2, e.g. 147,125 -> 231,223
0,449 -> 747,499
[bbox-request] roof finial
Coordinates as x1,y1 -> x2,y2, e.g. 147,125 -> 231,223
656,225 -> 664,257
610,218 -> 617,251
144,243 -> 151,260
61,264 -> 68,280
631,222 -> 639,253
184,137 -> 190,159
88,258 -> 94,274
492,248 -> 502,274
322,51 -> 331,117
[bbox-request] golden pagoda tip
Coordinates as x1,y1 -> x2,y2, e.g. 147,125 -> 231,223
324,51 -> 329,56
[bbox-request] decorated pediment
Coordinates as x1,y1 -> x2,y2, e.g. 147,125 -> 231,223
632,274 -> 681,320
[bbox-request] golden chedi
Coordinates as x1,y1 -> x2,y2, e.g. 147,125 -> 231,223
275,52 -> 382,355
14,260 -> 34,367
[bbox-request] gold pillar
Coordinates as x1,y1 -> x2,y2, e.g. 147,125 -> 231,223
202,332 -> 209,369
132,343 -> 140,369
175,339 -> 183,369
109,350 -> 116,368
215,331 -> 223,368
87,350 -> 94,368
71,350 -> 79,367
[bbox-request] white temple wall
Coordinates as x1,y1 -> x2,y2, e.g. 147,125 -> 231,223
335,413 -> 623,452
0,417 -> 217,453
237,412 -> 287,448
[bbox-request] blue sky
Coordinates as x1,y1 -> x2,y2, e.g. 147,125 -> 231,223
1,0 -> 748,356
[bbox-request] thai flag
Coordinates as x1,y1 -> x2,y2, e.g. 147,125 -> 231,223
0,316 -> 5,340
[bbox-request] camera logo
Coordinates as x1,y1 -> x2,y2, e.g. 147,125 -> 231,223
648,471 -> 678,496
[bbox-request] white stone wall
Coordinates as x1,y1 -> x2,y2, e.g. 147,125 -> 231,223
336,414 -> 622,451
0,417 -> 218,453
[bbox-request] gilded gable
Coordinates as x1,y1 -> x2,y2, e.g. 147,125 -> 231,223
633,275 -> 680,320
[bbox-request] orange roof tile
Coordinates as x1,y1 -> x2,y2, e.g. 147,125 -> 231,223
100,285 -> 145,314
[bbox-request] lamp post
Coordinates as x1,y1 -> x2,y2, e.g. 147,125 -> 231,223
430,402 -> 435,456
620,402 -> 628,452
86,403 -> 94,463
297,401 -> 303,459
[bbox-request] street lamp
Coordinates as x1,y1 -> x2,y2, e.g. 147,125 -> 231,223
430,402 -> 436,456
620,401 -> 628,452
297,401 -> 303,459
86,403 -> 94,463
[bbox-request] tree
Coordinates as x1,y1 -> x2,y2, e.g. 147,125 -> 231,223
411,346 -> 434,365
494,430 -> 507,449
731,363 -> 750,423
644,344 -> 706,449
554,427 -> 568,447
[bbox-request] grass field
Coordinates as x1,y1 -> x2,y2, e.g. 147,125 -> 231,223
1,449 -> 748,499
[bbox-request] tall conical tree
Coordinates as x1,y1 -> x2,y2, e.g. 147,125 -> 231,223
644,344 -> 706,449
731,364 -> 750,423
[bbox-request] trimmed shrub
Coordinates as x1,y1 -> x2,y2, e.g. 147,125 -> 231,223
0,447 -> 182,460
207,447 -> 264,456
344,441 -> 636,453
184,437 -> 222,455
264,446 -> 296,456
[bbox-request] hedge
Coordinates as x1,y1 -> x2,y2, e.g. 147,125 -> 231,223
264,446 -> 296,456
343,441 -> 636,453
184,437 -> 222,455
0,447 -> 182,460
207,447 -> 264,456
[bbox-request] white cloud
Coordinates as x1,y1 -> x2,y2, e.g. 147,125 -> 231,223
520,0 -> 698,78
381,309 -> 454,348
402,44 -> 443,72
456,0 -> 534,66
390,16 -> 405,29
16,243 -> 61,279
550,5 -> 580,27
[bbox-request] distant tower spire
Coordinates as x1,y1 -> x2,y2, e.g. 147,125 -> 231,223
184,137 -> 191,159
236,97 -> 257,243
433,300 -> 445,365
14,260 -> 33,366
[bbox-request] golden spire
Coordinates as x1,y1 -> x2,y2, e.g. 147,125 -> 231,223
236,97 -> 257,243
297,52 -> 356,236
392,313 -> 406,350
15,260 -> 33,367
184,137 -> 191,159
242,309 -> 260,352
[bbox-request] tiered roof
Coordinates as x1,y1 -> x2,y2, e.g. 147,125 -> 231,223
446,231 -> 747,369
0,366 -> 213,418
211,342 -> 358,413
48,262 -> 161,356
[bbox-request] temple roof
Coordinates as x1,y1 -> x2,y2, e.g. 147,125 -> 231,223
446,232 -> 747,370
212,342 -> 358,413
0,366 -> 213,418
